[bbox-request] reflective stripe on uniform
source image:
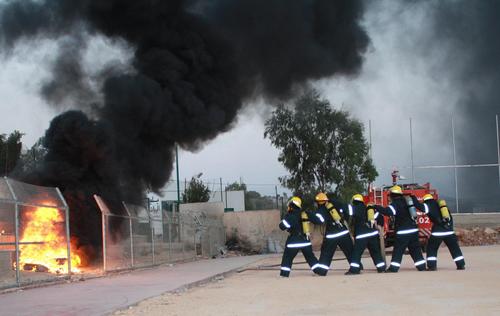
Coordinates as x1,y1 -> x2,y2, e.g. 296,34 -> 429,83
280,267 -> 291,271
348,204 -> 353,216
281,220 -> 291,228
390,262 -> 401,267
326,230 -> 350,239
424,204 -> 429,214
431,231 -> 454,236
315,213 -> 325,223
311,263 -> 320,270
396,228 -> 419,235
426,257 -> 437,261
453,256 -> 464,262
388,205 -> 396,215
374,212 -> 379,219
287,242 -> 312,248
414,260 -> 426,266
317,264 -> 330,270
356,231 -> 379,239
350,262 -> 360,268
376,262 -> 386,268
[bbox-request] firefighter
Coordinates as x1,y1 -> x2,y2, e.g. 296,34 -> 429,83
279,196 -> 322,277
345,194 -> 386,274
375,185 -> 426,272
307,192 -> 354,276
418,194 -> 465,270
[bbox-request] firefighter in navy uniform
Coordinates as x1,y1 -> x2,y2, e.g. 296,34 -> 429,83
375,185 -> 426,272
418,194 -> 465,270
345,194 -> 386,274
308,193 -> 354,276
279,196 -> 322,277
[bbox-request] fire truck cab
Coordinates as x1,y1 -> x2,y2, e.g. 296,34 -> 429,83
363,170 -> 437,249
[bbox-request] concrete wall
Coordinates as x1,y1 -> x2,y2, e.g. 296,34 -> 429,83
179,201 -> 224,218
453,213 -> 500,229
223,210 -> 327,253
223,210 -> 287,253
179,202 -> 225,257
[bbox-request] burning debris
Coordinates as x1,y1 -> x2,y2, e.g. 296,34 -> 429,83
18,204 -> 82,274
0,0 -> 369,262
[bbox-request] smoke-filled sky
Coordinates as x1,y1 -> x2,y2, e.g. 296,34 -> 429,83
0,0 -> 499,209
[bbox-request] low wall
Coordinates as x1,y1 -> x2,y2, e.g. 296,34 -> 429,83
453,213 -> 500,229
223,210 -> 288,253
179,202 -> 225,257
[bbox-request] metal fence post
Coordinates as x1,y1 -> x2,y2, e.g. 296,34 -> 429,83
129,217 -> 134,267
409,117 -> 415,183
151,221 -> 155,265
181,217 -> 185,258
496,114 -> 500,185
102,214 -> 107,272
56,187 -> 71,276
5,178 -> 20,285
168,214 -> 172,261
452,116 -> 459,213
14,203 -> 20,285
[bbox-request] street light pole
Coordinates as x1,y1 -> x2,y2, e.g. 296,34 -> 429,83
175,144 -> 180,204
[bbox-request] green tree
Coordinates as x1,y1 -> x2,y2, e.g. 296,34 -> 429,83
0,130 -> 24,176
225,181 -> 247,192
182,173 -> 211,203
17,136 -> 47,173
264,90 -> 377,203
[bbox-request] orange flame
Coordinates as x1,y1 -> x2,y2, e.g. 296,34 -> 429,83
19,204 -> 82,274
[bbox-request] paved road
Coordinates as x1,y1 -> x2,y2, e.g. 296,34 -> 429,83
0,255 -> 269,316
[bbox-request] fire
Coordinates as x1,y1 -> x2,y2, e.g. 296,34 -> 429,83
18,204 -> 82,274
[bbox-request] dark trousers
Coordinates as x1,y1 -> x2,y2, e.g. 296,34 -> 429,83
348,235 -> 386,273
426,234 -> 465,269
388,232 -> 426,272
280,245 -> 320,277
316,233 -> 354,275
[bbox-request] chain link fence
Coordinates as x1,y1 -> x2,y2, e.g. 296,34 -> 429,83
95,196 -> 225,273
367,115 -> 500,213
0,177 -> 71,290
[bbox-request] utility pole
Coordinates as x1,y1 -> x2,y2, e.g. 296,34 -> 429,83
409,118 -> 415,183
175,144 -> 180,204
452,116 -> 459,213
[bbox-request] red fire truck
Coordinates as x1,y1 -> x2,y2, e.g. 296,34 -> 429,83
364,170 -> 437,249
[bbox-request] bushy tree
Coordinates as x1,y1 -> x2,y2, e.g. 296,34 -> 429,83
182,173 -> 210,203
225,181 -> 247,192
264,89 -> 377,203
0,130 -> 24,176
17,136 -> 47,173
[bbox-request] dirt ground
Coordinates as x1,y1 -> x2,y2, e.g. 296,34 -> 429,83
114,245 -> 500,316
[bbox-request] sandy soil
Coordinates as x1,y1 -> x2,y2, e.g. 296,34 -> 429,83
114,245 -> 500,316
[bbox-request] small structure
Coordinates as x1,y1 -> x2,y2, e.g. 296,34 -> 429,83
0,177 -> 71,288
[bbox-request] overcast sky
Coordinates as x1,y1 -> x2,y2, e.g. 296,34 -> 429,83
0,1 -> 497,199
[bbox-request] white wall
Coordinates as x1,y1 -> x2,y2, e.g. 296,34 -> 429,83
209,190 -> 245,211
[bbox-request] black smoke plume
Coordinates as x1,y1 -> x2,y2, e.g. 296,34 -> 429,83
0,0 -> 369,257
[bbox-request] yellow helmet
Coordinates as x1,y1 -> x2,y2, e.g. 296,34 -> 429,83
289,196 -> 302,209
390,185 -> 403,195
423,194 -> 434,201
352,194 -> 364,202
315,192 -> 328,204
